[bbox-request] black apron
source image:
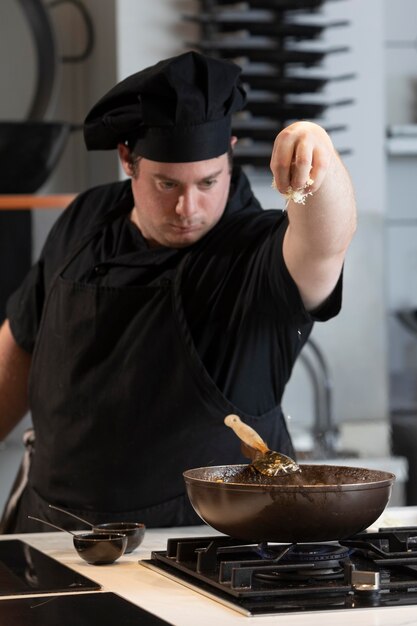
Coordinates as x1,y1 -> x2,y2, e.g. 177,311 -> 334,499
11,201 -> 293,533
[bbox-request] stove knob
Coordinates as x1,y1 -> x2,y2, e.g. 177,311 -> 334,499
351,570 -> 380,592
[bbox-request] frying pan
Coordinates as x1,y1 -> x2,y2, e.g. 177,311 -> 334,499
193,41 -> 349,66
231,120 -> 347,142
240,73 -> 356,95
0,1 -> 94,194
183,464 -> 395,543
184,14 -> 350,39
0,121 -> 76,193
243,98 -> 354,120
213,0 -> 327,8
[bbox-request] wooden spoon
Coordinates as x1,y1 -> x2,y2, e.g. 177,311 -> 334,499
224,414 -> 301,477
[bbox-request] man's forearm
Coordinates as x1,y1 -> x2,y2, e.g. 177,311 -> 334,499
285,150 -> 357,261
0,320 -> 31,441
270,121 -> 357,311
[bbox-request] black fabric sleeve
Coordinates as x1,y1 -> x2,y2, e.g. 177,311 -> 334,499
6,181 -> 130,353
243,209 -> 343,325
6,260 -> 45,353
308,269 -> 343,322
6,199 -> 81,353
227,210 -> 311,326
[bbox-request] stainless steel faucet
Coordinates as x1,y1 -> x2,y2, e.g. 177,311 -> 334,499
298,337 -> 339,459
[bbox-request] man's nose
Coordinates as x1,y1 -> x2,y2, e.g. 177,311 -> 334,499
175,190 -> 196,217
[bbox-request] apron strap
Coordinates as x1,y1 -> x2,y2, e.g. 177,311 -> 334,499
0,428 -> 35,534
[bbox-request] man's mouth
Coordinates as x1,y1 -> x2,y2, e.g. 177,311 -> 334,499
171,223 -> 200,232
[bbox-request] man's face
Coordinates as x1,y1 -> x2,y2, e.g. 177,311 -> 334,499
118,145 -> 233,248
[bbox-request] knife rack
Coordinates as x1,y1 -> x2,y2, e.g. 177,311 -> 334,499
184,0 -> 355,167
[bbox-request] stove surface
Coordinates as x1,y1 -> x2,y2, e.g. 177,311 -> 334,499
142,528 -> 417,616
0,592 -> 172,625
0,540 -> 100,596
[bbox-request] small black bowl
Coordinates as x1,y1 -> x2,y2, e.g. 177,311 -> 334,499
73,532 -> 127,565
93,522 -> 146,553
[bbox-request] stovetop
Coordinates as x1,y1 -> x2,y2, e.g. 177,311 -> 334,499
142,527 -> 417,616
0,540 -> 171,625
0,592 -> 172,625
0,540 -> 100,596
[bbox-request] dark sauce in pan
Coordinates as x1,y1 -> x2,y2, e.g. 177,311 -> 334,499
199,464 -> 392,487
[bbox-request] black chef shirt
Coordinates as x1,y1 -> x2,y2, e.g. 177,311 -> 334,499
7,167 -> 342,416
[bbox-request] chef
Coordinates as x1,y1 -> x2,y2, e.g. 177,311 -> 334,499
0,51 -> 356,533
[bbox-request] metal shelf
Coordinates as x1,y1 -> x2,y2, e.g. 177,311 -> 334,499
189,0 -> 354,166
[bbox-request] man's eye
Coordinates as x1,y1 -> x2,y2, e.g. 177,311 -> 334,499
201,179 -> 217,189
159,181 -> 176,190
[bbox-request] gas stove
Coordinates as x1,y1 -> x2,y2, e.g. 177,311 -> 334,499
141,527 -> 417,616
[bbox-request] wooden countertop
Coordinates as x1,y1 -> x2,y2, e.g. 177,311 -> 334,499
0,194 -> 76,209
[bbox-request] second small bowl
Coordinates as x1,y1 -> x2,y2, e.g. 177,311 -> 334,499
93,522 -> 146,553
73,532 -> 127,565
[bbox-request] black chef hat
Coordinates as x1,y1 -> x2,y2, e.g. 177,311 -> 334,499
83,51 -> 246,162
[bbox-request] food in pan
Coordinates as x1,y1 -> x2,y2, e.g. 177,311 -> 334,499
183,464 -> 395,543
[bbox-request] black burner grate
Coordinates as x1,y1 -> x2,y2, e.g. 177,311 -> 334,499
142,529 -> 417,616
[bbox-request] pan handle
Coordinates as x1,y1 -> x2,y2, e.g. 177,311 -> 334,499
48,0 -> 95,63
